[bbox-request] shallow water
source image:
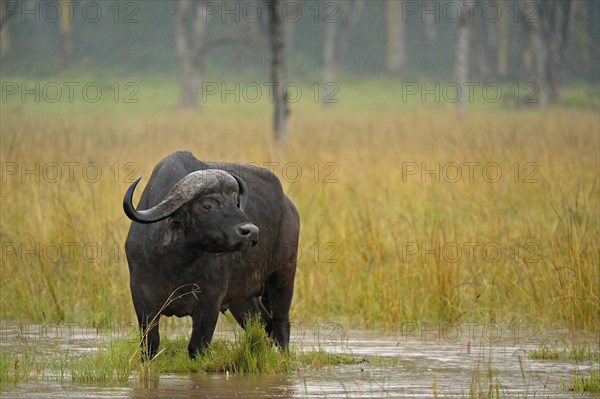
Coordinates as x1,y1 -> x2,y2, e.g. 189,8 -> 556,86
1,321 -> 598,398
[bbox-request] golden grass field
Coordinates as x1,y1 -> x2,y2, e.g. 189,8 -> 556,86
0,80 -> 598,334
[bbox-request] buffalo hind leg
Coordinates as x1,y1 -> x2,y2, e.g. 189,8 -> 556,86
229,297 -> 272,329
263,267 -> 295,350
266,199 -> 299,350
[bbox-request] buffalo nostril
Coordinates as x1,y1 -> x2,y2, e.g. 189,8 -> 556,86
237,223 -> 259,241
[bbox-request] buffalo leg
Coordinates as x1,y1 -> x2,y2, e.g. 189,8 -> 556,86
265,200 -> 299,349
138,313 -> 160,361
188,303 -> 220,359
263,267 -> 295,349
131,276 -> 161,360
229,297 -> 272,328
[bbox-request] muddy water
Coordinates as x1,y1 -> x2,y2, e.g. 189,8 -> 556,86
1,322 -> 598,398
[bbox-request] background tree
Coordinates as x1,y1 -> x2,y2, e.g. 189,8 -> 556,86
386,0 -> 405,76
475,1 -> 496,82
0,0 -> 14,30
520,0 -> 574,105
454,6 -> 472,115
58,0 -> 72,72
267,0 -> 288,146
175,0 -> 212,109
586,1 -> 600,82
322,0 -> 364,103
496,1 -> 509,79
174,0 -> 254,109
0,0 -> 16,63
539,0 -> 573,103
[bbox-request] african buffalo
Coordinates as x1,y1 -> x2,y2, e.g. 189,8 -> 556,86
123,151 -> 299,359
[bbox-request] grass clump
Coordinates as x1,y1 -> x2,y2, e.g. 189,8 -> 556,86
150,317 -> 296,374
566,369 -> 600,393
69,339 -> 135,383
222,317 -> 293,373
528,345 -> 560,360
0,333 -> 139,384
296,349 -> 357,369
0,348 -> 49,383
529,343 -> 599,361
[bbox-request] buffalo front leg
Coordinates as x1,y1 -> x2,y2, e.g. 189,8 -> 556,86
188,303 -> 221,359
131,278 -> 161,361
137,312 -> 160,361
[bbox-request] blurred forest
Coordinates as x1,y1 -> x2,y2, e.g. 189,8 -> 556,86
1,0 -> 597,89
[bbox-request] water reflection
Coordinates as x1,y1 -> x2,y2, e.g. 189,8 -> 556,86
131,374 -> 296,399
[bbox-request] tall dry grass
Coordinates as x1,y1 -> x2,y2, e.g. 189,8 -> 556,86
0,87 -> 598,333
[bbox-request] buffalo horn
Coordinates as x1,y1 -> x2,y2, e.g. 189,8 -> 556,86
123,170 -> 246,224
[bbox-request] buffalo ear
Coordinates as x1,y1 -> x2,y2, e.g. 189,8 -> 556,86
162,219 -> 185,247
229,173 -> 248,211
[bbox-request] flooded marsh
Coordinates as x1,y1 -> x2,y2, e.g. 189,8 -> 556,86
1,321 -> 598,398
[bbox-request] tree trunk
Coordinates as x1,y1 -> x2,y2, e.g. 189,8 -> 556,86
521,0 -> 573,105
0,0 -> 12,64
59,0 -> 73,72
322,0 -> 364,103
424,16 -> 436,41
455,13 -> 471,115
337,1 -> 364,56
386,0 -> 405,75
175,0 -> 211,109
521,19 -> 533,77
322,13 -> 337,87
542,0 -> 573,103
496,1 -> 509,78
476,9 -> 495,82
587,1 -> 600,82
0,18 -> 9,64
179,54 -> 200,108
0,0 -> 11,31
529,10 -> 548,106
268,0 -> 289,146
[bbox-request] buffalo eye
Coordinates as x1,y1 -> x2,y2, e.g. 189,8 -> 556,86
196,198 -> 220,213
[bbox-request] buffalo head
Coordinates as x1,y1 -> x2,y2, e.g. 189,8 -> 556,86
123,170 -> 259,252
